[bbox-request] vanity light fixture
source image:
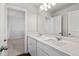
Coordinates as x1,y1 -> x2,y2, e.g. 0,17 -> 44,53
40,3 -> 56,11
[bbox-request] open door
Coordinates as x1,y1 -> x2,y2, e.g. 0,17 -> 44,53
7,6 -> 26,56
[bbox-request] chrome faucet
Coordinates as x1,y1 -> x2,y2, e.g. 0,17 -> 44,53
39,33 -> 43,36
56,37 -> 62,40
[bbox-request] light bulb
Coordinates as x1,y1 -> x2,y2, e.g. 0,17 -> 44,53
47,4 -> 51,8
48,6 -> 51,8
44,7 -> 47,11
40,5 -> 43,10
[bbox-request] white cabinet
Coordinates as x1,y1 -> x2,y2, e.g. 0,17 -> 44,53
37,47 -> 48,56
28,36 -> 69,56
28,37 -> 48,56
28,37 -> 37,56
37,42 -> 69,56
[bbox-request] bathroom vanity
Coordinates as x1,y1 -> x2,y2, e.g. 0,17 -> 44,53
27,33 -> 79,56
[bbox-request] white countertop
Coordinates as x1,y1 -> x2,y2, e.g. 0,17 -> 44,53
28,33 -> 79,56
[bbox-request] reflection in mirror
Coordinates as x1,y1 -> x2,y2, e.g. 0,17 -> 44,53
68,10 -> 79,38
37,14 -> 62,36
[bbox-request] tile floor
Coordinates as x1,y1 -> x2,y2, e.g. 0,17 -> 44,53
7,38 -> 25,56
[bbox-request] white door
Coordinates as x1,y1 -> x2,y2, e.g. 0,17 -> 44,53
7,7 -> 26,55
68,10 -> 79,38
7,8 -> 25,39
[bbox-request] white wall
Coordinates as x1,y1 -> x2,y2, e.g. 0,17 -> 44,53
0,3 -> 5,47
50,4 -> 79,36
37,12 -> 45,34
37,11 -> 51,34
27,12 -> 37,33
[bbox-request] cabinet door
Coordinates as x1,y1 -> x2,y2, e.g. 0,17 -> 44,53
28,37 -> 37,56
68,10 -> 79,38
37,42 -> 69,56
37,47 -> 48,56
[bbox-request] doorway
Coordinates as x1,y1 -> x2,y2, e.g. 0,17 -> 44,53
7,6 -> 25,56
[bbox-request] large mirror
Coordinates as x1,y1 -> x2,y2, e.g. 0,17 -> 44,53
37,12 -> 62,36
37,3 -> 79,38
68,10 -> 79,38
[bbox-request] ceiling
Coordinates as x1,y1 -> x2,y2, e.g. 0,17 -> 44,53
33,3 -> 75,13
7,3 -> 76,14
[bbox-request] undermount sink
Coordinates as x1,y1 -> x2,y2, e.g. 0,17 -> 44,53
44,39 -> 68,46
35,34 -> 68,46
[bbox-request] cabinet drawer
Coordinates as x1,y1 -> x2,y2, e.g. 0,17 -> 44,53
37,42 -> 69,56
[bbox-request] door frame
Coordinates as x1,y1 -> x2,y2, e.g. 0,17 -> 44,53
5,4 -> 28,53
